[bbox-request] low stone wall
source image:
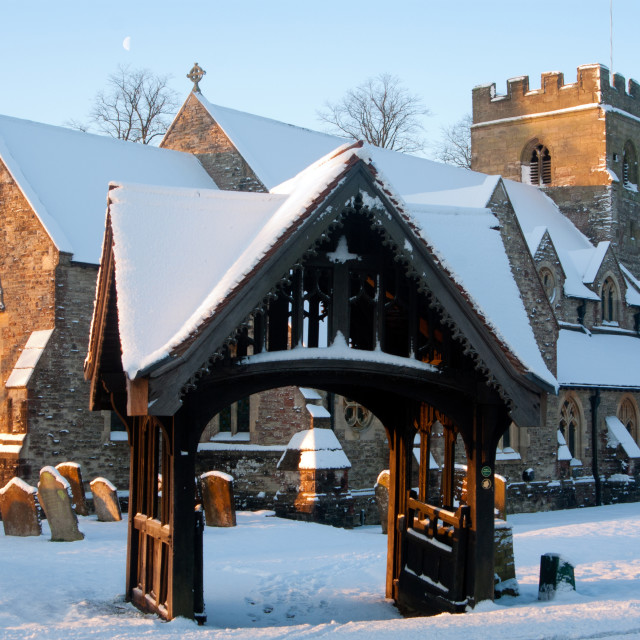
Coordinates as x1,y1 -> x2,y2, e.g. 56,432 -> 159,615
507,474 -> 640,513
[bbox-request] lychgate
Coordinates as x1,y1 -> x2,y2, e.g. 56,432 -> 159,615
85,142 -> 551,621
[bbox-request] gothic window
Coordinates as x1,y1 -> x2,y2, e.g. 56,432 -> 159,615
618,397 -> 638,443
622,141 -> 638,189
539,267 -> 556,303
601,277 -> 619,323
525,144 -> 552,186
559,397 -> 581,459
344,398 -> 373,433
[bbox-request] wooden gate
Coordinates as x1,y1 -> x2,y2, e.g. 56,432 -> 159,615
397,497 -> 471,613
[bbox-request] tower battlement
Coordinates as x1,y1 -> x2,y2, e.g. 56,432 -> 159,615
473,64 -> 640,124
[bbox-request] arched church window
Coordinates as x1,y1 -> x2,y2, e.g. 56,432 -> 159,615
559,397 -> 581,459
623,141 -> 638,189
601,277 -> 619,323
539,267 -> 556,302
526,144 -> 552,186
618,397 -> 638,443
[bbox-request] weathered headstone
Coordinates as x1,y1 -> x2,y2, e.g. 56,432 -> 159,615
200,471 -> 236,527
37,466 -> 84,541
90,477 -> 122,522
55,461 -> 89,516
0,477 -> 42,536
538,552 -> 576,600
374,469 -> 390,534
494,520 -> 519,598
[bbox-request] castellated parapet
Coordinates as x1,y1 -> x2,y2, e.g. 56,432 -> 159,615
473,64 -> 640,124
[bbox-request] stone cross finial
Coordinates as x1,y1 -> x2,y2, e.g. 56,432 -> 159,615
187,63 -> 206,93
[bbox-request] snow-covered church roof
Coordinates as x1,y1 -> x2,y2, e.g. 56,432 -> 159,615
196,94 -> 640,307
0,114 -> 217,264
107,142 -> 555,391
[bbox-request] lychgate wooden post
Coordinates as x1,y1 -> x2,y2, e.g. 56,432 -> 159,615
464,402 -> 510,605
385,406 -> 416,600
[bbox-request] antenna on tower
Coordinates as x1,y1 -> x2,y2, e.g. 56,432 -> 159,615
610,0 -> 613,75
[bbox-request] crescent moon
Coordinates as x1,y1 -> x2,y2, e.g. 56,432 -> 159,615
123,36 -> 131,51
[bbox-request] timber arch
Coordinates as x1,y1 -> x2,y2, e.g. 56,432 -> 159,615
86,143 -> 550,622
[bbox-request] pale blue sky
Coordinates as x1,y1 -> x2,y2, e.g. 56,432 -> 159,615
1,0 -> 637,155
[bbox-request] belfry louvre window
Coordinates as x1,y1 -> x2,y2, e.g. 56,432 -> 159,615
530,145 -> 552,185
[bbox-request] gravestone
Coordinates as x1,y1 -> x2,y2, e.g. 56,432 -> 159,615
0,477 -> 42,536
538,553 -> 576,600
200,471 -> 236,527
494,520 -> 519,598
374,469 -> 390,534
90,477 -> 122,522
37,466 -> 84,541
56,462 -> 89,516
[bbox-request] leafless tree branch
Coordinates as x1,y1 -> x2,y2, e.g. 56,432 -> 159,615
434,114 -> 472,169
68,65 -> 179,145
317,73 -> 429,153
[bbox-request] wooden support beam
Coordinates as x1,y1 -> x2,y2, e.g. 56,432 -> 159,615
127,377 -> 149,416
464,403 -> 509,606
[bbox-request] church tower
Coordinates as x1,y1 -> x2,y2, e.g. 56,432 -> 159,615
471,64 -> 640,277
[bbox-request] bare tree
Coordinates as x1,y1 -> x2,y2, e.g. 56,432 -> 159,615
435,114 -> 472,169
318,73 -> 428,153
71,65 -> 179,144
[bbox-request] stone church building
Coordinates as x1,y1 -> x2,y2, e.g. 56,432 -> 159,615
1,63 -> 640,515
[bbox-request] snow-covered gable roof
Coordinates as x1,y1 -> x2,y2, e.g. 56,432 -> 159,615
558,329 -> 640,388
197,96 -> 626,306
0,114 -> 217,264
405,203 -> 555,389
503,180 -> 601,301
621,265 -> 640,307
107,142 -> 555,394
197,93 -> 500,204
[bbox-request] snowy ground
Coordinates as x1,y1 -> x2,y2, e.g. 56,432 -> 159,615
1,503 -> 640,639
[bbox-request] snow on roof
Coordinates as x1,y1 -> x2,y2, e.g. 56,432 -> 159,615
582,242 -> 610,284
621,265 -> 640,307
109,142 -> 555,390
407,204 -> 556,389
307,404 -> 331,419
197,95 -> 345,190
558,329 -> 640,388
5,328 -> 54,388
605,416 -> 640,458
198,93 -> 498,202
0,114 -> 217,264
279,428 -> 351,470
109,185 -> 288,376
503,180 -> 601,300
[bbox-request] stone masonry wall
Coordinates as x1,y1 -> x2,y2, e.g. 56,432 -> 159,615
0,160 -> 58,485
20,256 -> 130,489
161,93 -> 267,193
488,182 -> 558,377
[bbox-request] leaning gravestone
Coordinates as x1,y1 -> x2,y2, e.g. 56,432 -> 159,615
200,471 -> 236,527
56,461 -> 89,516
374,470 -> 390,534
90,477 -> 122,522
0,477 -> 42,536
37,466 -> 84,541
